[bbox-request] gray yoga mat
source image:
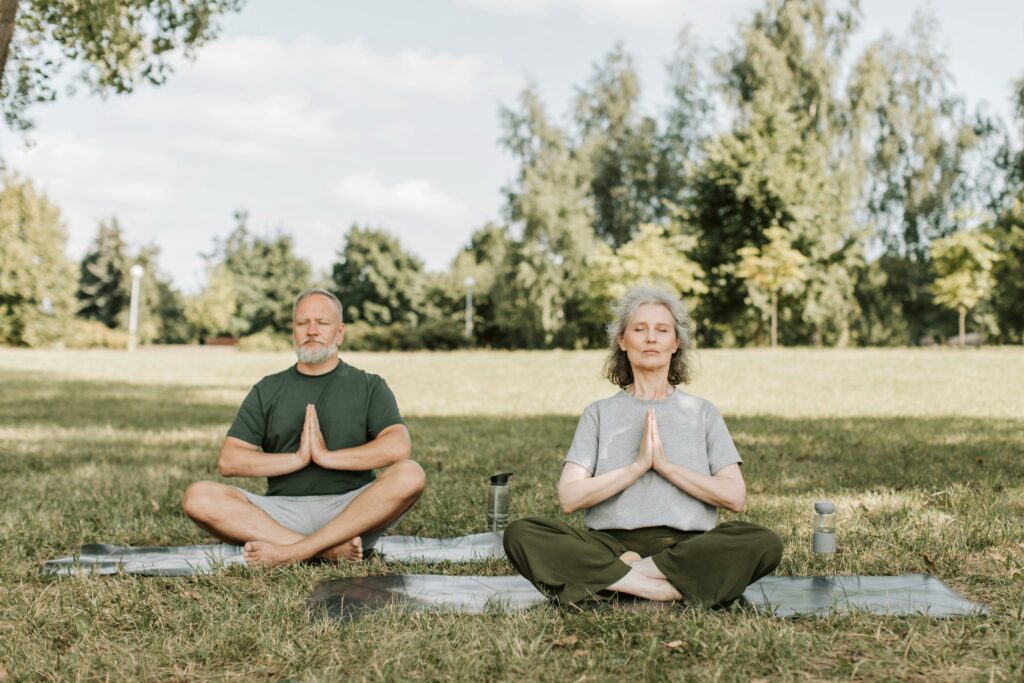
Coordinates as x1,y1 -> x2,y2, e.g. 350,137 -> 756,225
41,532 -> 506,577
310,573 -> 988,621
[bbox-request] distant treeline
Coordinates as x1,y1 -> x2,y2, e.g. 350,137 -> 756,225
2,1 -> 1023,349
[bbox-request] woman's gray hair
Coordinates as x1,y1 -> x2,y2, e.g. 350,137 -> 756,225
603,285 -> 695,388
293,288 -> 344,321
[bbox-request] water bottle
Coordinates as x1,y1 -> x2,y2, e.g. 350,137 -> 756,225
813,500 -> 837,554
487,472 -> 513,531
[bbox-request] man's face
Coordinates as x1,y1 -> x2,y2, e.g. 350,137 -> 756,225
292,295 -> 345,365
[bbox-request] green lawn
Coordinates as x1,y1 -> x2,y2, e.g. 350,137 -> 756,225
1,347 -> 1022,681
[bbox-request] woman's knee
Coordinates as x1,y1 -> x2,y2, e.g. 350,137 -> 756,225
752,525 -> 784,570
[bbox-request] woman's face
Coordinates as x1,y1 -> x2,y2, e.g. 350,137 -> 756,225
619,303 -> 679,373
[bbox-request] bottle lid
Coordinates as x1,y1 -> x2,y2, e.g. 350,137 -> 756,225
814,500 -> 836,514
490,472 -> 513,485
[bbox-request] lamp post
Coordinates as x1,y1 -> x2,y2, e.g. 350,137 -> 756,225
463,276 -> 475,342
128,264 -> 144,352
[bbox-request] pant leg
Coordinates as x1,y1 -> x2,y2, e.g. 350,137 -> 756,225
649,521 -> 783,606
503,516 -> 632,604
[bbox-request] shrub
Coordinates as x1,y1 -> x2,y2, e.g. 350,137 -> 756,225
65,320 -> 129,349
236,329 -> 292,352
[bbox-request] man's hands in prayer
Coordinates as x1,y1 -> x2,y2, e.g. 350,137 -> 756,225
296,404 -> 329,468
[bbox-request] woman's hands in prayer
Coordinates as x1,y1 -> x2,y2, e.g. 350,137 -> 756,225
634,409 -> 656,472
647,410 -> 672,474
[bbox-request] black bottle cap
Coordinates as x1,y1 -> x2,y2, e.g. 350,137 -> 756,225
490,472 -> 513,485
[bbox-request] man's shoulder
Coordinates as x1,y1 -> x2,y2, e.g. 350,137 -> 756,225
251,365 -> 298,389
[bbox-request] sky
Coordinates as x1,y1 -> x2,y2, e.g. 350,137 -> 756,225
2,0 -> 1022,294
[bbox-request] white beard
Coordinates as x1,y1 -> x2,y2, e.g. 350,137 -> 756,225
295,342 -> 338,365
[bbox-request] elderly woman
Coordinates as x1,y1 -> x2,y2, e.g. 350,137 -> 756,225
503,286 -> 783,605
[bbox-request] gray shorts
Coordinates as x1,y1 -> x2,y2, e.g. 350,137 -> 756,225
233,482 -> 394,551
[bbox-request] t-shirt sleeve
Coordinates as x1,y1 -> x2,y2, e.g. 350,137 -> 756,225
366,377 -> 405,439
704,402 -> 742,474
227,385 -> 265,447
563,404 -> 600,474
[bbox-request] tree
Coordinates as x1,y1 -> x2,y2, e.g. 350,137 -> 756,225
0,0 -> 243,130
593,223 -> 706,304
689,0 -> 862,346
118,244 -> 188,344
736,226 -> 809,347
0,173 -> 75,346
495,85 -> 599,348
184,262 -> 235,341
77,218 -> 129,328
930,228 -> 1000,346
213,211 -> 312,336
573,45 -> 676,248
331,225 -> 424,326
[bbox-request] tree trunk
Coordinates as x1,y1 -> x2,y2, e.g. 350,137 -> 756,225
958,306 -> 966,348
770,291 -> 778,348
0,0 -> 19,92
814,322 -> 822,348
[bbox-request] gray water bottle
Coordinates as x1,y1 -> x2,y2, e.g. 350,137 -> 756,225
487,472 -> 513,531
813,500 -> 837,554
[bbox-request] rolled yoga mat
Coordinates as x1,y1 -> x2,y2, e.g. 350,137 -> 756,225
309,573 -> 989,621
40,532 -> 507,577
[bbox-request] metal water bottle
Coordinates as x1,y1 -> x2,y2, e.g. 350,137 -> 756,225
487,472 -> 513,531
813,500 -> 837,554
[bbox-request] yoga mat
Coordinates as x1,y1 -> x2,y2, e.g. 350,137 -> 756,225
742,574 -> 989,618
40,532 -> 507,577
310,574 -> 988,621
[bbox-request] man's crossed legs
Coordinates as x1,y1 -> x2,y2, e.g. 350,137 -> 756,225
182,459 -> 425,568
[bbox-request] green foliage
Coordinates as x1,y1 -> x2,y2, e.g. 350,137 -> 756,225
988,197 -> 1024,342
736,226 -> 809,346
64,318 -> 128,349
184,262 -> 236,341
930,227 -> 1000,342
1,0 -> 244,130
0,173 -> 76,346
591,223 -> 706,305
213,211 -> 312,336
331,224 -> 425,326
235,329 -> 292,352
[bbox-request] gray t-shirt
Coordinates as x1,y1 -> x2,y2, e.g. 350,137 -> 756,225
564,389 -> 742,531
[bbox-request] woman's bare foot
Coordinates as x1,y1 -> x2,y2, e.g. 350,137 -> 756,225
607,568 -> 682,602
318,536 -> 363,562
619,551 -> 642,564
243,541 -> 301,568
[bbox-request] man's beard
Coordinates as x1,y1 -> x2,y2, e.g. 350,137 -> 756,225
295,341 -> 338,365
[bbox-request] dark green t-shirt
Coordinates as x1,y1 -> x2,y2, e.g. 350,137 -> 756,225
227,361 -> 404,496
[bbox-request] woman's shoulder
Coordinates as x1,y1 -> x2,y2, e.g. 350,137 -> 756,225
670,388 -> 721,416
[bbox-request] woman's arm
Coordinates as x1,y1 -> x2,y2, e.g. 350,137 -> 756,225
557,409 -> 658,513
650,412 -> 746,512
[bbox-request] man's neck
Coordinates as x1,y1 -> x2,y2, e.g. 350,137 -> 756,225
296,355 -> 341,376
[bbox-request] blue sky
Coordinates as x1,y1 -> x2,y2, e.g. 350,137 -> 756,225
2,0 -> 1022,293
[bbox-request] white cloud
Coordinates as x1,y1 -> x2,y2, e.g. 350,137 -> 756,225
187,34 -> 522,101
334,172 -> 470,221
123,92 -> 337,150
458,0 -> 758,34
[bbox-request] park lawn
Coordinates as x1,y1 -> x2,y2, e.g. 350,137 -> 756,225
0,347 -> 1022,681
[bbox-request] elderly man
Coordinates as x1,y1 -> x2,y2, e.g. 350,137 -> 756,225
182,288 -> 425,567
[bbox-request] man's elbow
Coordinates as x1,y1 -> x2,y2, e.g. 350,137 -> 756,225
216,447 -> 237,477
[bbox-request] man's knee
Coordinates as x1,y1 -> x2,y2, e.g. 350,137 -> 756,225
182,481 -> 231,521
383,459 -> 426,498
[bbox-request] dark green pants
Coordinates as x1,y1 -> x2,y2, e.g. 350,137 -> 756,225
503,517 -> 783,606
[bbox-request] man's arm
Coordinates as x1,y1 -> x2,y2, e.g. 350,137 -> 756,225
217,436 -> 310,478
308,405 -> 412,471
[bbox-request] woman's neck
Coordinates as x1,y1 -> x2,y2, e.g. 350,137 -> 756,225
627,370 -> 673,400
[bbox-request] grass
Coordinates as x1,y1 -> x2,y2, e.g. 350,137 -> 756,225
0,347 -> 1022,681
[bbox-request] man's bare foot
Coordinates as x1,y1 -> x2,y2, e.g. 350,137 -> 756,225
619,551 -> 642,564
317,536 -> 363,562
243,541 -> 302,568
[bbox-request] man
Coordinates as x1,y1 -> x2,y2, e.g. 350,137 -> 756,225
182,288 -> 425,567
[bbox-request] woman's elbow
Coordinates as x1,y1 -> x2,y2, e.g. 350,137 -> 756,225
556,489 -> 578,515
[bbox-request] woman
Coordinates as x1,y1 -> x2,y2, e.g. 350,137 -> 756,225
503,286 -> 783,605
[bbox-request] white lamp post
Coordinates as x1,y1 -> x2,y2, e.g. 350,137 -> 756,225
128,264 -> 145,352
463,276 -> 475,341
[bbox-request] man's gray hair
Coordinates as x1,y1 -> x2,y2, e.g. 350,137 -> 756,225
293,288 -> 344,321
602,284 -> 695,387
